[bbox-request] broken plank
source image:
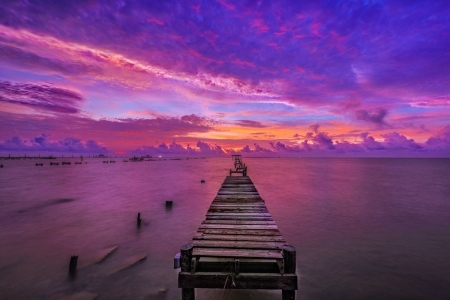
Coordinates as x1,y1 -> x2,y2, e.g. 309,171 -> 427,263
107,253 -> 147,275
78,245 -> 118,269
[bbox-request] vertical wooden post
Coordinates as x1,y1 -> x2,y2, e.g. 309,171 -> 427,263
180,244 -> 193,272
282,245 -> 296,300
282,290 -> 295,300
69,255 -> 78,277
182,288 -> 195,300
137,213 -> 141,227
180,244 -> 194,300
283,245 -> 296,274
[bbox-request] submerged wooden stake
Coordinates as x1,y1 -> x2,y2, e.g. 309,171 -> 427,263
137,213 -> 141,227
69,255 -> 78,277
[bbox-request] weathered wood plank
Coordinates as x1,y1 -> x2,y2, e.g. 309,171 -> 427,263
192,240 -> 285,250
192,248 -> 283,259
198,224 -> 279,230
214,195 -> 262,200
218,188 -> 257,192
202,220 -> 276,225
193,233 -> 286,242
213,197 -> 263,201
199,229 -> 282,236
206,216 -> 273,221
210,203 -> 266,207
179,272 -> 298,290
206,212 -> 271,217
217,192 -> 260,195
220,184 -> 256,188
208,208 -> 268,213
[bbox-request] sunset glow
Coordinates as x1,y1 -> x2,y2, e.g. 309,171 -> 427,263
0,1 -> 449,156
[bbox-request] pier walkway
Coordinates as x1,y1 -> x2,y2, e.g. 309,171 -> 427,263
178,157 -> 298,299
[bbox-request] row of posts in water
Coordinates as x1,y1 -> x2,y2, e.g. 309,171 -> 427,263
68,179 -> 205,278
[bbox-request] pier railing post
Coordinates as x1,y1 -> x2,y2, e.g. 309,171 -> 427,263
180,244 -> 195,300
282,245 -> 296,300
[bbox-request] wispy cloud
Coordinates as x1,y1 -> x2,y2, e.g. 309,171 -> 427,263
0,81 -> 83,114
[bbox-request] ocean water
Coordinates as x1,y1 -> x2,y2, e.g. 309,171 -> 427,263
0,157 -> 450,300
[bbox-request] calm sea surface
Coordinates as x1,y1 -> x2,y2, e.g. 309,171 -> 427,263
0,157 -> 450,300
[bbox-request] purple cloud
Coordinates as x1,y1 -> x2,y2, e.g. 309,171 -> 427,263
425,125 -> 450,150
381,132 -> 422,150
0,81 -> 83,114
355,108 -> 388,126
360,132 -> 385,150
0,134 -> 107,153
0,44 -> 101,77
235,120 -> 267,128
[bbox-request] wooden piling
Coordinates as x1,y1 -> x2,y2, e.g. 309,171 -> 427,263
181,244 -> 195,300
182,288 -> 195,300
69,255 -> 78,277
180,244 -> 193,272
283,245 -> 296,274
137,213 -> 141,227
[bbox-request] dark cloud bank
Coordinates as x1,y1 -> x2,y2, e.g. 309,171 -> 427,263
3,126 -> 449,157
0,134 -> 107,154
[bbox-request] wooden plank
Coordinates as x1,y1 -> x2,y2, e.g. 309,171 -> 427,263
221,183 -> 256,188
219,188 -> 257,192
208,208 -> 268,213
217,191 -> 260,195
210,203 -> 266,207
198,224 -> 279,230
206,212 -> 271,217
199,229 -> 282,236
206,216 -> 273,221
223,178 -> 252,182
193,233 -> 286,242
214,194 -> 262,199
192,240 -> 285,250
192,248 -> 283,259
202,220 -> 276,225
212,199 -> 264,204
179,272 -> 298,290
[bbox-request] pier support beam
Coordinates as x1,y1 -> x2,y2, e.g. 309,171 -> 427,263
282,290 -> 295,300
181,244 -> 195,300
182,288 -> 195,300
282,245 -> 296,300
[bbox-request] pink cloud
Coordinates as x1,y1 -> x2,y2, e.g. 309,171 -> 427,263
217,0 -> 235,10
251,19 -> 269,33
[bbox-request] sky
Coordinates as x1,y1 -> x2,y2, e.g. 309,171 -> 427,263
0,0 -> 449,156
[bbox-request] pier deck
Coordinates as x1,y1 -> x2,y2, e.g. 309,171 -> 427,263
178,173 -> 298,299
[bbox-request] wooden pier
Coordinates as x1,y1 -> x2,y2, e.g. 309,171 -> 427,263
178,156 -> 298,299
